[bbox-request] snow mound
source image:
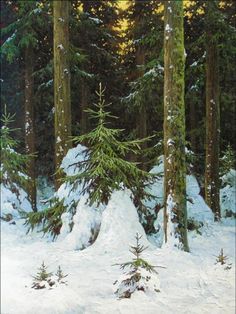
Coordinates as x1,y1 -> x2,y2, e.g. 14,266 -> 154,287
92,189 -> 150,253
220,169 -> 236,216
59,195 -> 103,250
186,175 -> 213,223
1,183 -> 32,219
60,144 -> 87,176
114,267 -> 160,299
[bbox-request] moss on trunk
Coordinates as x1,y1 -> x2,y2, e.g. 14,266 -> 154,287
163,0 -> 189,252
53,0 -> 72,189
205,0 -> 220,221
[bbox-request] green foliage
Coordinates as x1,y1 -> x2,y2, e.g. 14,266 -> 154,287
220,145 -> 235,176
215,248 -> 232,270
114,233 -> 162,298
32,261 -> 52,282
187,218 -> 203,235
32,262 -> 68,289
0,111 -> 30,191
22,197 -> 67,238
118,233 -> 157,274
55,266 -> 68,284
66,83 -> 153,206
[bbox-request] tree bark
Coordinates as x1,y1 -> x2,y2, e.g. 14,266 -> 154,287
134,0 -> 147,170
25,43 -> 37,212
163,0 -> 189,251
205,0 -> 220,221
53,0 -> 72,189
80,79 -> 89,134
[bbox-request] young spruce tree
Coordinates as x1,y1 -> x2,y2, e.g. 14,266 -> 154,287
66,83 -> 152,206
23,84 -> 152,237
114,233 -> 161,298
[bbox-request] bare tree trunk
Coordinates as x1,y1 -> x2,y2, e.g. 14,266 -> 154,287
53,0 -> 72,189
163,0 -> 189,252
136,45 -> 147,170
189,98 -> 198,154
134,0 -> 147,169
80,78 -> 89,135
205,0 -> 220,221
25,44 -> 37,212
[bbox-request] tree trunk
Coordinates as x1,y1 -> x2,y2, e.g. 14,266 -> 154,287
53,0 -> 72,189
25,44 -> 37,212
189,98 -> 197,155
134,0 -> 147,169
136,45 -> 147,170
80,80 -> 89,134
205,1 -> 220,221
163,0 -> 189,251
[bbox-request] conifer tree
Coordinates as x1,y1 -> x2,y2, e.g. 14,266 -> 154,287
53,0 -> 72,188
114,233 -> 161,298
205,0 -> 220,221
32,261 -> 54,289
0,111 -> 31,201
66,83 -> 152,206
1,1 -> 41,211
122,0 -> 164,167
163,0 -> 189,251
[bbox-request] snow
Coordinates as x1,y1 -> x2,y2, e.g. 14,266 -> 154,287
59,194 -> 103,250
1,183 -> 32,219
1,197 -> 235,313
165,24 -> 172,33
1,151 -> 235,313
190,61 -> 198,67
89,17 -> 102,24
220,169 -> 236,216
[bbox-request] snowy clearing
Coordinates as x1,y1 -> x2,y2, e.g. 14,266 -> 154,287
1,189 -> 235,314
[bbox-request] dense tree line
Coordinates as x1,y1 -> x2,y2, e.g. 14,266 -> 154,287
1,0 -> 235,251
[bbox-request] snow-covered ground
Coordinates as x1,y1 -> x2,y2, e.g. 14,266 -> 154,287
1,189 -> 235,314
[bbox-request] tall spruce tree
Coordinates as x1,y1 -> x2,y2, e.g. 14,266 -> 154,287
122,0 -> 164,167
25,42 -> 36,211
70,0 -> 121,136
53,0 -> 72,188
205,0 -> 220,221
1,1 -> 44,211
163,0 -> 189,251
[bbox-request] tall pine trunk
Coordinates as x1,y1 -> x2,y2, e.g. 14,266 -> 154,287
205,0 -> 220,221
80,79 -> 89,134
53,0 -> 71,189
134,0 -> 147,170
163,0 -> 189,251
25,44 -> 37,212
136,45 -> 147,170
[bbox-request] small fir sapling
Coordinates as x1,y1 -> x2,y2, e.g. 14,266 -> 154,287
32,263 -> 68,289
32,262 -> 54,289
114,233 -> 164,298
215,248 -> 232,270
55,266 -> 68,284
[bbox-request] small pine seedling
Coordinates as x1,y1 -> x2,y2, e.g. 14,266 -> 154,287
32,262 -> 54,289
215,248 -> 232,270
215,248 -> 228,265
114,233 -> 164,298
55,266 -> 68,284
